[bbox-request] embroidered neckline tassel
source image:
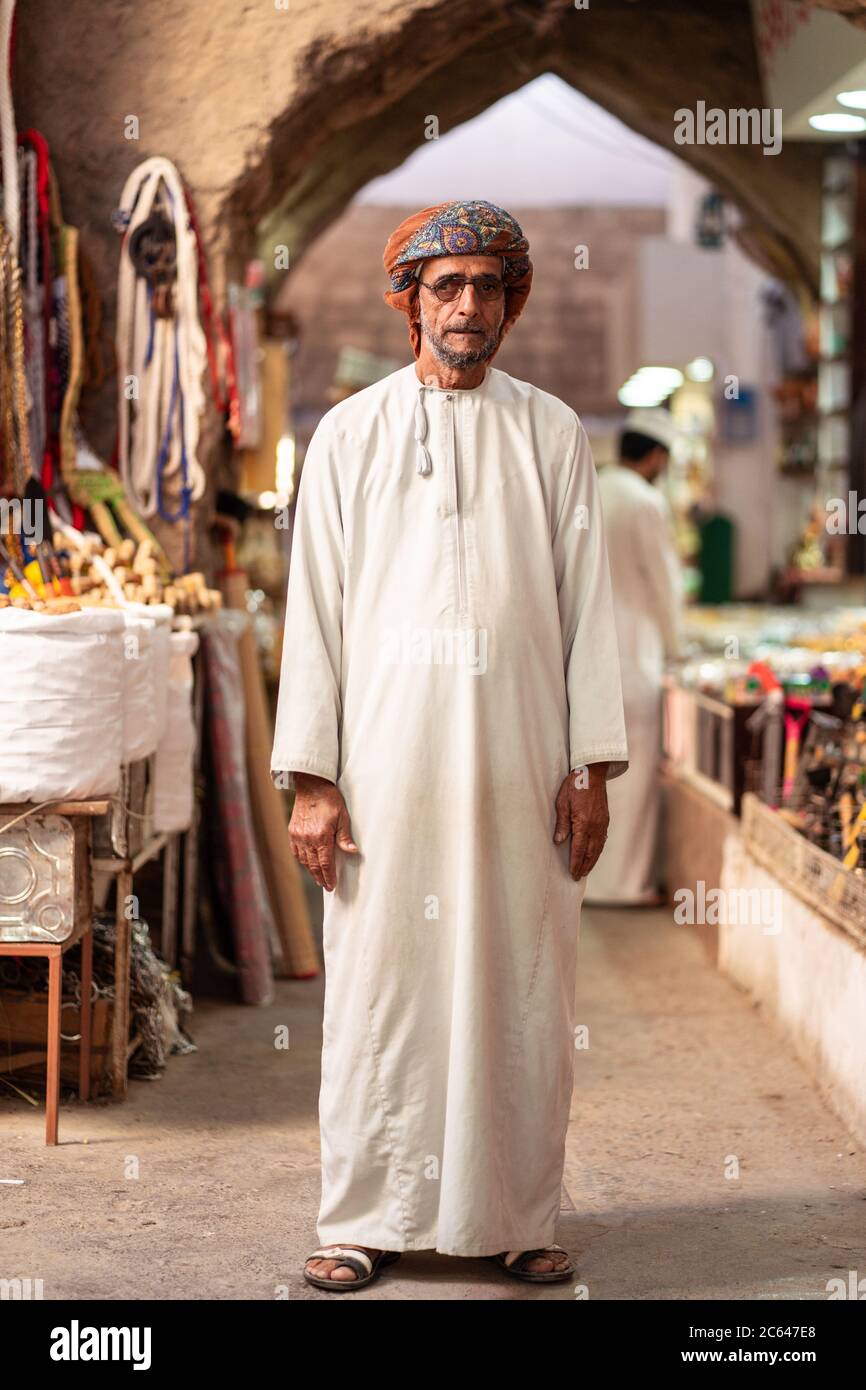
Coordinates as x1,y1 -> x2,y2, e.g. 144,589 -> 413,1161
414,387 -> 432,476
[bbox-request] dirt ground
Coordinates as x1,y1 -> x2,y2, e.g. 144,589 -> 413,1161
1,903 -> 864,1301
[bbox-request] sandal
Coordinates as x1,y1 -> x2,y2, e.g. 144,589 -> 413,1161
488,1243 -> 575,1283
303,1244 -> 402,1292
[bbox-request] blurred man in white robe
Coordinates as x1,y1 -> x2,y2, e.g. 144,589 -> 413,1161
586,408 -> 682,907
271,200 -> 628,1291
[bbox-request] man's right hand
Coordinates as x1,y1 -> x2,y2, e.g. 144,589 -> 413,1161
289,773 -> 359,892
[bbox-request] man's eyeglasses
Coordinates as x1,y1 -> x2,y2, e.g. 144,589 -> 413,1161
419,274 -> 505,303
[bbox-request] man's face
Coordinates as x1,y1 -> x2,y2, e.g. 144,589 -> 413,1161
417,254 -> 506,368
644,445 -> 669,482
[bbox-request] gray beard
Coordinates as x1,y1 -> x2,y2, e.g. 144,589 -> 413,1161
420,304 -> 503,368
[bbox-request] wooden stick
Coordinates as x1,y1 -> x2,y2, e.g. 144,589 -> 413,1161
45,949 -> 62,1145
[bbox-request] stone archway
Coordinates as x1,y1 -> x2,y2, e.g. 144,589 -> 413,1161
11,0 -> 863,459
231,0 -> 827,290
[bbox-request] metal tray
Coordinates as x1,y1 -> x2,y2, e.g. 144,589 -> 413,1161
0,813 -> 76,943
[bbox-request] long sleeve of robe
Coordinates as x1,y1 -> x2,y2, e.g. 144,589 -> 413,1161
271,420 -> 344,789
272,363 -> 628,1256
552,417 -> 630,778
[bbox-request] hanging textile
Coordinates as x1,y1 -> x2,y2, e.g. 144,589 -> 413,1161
114,157 -> 207,543
227,272 -> 263,451
184,185 -> 238,440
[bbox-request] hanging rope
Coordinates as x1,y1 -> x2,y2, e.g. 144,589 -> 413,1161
18,144 -> 45,472
78,244 -> 112,392
114,157 -> 206,529
0,222 -> 33,492
0,0 -> 18,254
18,129 -> 54,488
0,227 -> 14,484
57,221 -> 83,485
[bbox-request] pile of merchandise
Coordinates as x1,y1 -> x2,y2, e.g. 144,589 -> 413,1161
0,914 -> 196,1096
779,699 -> 866,864
672,604 -> 866,867
0,527 -> 223,615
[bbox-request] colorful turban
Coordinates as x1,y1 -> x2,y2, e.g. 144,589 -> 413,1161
383,199 -> 533,360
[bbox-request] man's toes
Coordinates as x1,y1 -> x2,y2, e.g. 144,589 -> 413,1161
524,1252 -> 569,1273
308,1250 -> 375,1281
307,1258 -> 351,1280
307,1245 -> 383,1282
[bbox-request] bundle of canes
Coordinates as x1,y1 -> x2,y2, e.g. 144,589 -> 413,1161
64,467 -> 172,579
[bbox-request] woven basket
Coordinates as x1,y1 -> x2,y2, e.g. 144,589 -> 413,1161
741,792 -> 866,947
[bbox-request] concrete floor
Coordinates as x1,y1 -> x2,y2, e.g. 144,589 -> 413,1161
1,903 -> 864,1301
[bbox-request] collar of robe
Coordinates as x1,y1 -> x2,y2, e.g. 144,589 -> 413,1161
413,368 -> 491,477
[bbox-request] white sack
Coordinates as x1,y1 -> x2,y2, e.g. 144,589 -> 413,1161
0,606 -> 126,801
120,601 -> 173,761
152,629 -> 199,833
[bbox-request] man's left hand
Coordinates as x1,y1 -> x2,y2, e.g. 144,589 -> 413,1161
553,762 -> 610,880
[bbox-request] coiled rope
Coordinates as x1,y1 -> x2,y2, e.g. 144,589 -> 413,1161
114,157 -> 207,529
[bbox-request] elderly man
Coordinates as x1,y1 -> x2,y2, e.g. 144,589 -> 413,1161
272,200 -> 628,1291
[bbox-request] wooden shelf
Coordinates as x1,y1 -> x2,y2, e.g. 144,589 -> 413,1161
0,800 -> 111,819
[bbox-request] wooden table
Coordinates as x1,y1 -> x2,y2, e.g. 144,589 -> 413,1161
0,795 -> 175,1133
1,725 -> 198,1134
92,826 -> 172,1098
0,799 -> 108,1143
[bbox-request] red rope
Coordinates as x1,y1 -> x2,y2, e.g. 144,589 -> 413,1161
18,129 -> 85,528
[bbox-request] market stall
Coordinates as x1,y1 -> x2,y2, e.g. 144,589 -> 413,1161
0,8 -> 315,1141
663,602 -> 866,1139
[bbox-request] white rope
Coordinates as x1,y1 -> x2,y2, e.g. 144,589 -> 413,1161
0,800 -> 63,834
0,0 -> 18,253
115,157 -> 206,520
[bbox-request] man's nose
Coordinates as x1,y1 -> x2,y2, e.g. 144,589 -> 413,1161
454,283 -> 482,312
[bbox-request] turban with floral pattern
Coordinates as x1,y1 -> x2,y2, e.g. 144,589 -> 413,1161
383,199 -> 533,359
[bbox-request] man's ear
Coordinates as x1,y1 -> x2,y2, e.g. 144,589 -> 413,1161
409,313 -> 423,358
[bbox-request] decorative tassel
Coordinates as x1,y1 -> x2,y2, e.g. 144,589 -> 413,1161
414,389 -> 432,476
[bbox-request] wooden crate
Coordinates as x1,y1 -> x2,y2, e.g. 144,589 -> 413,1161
0,990 -> 112,1091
